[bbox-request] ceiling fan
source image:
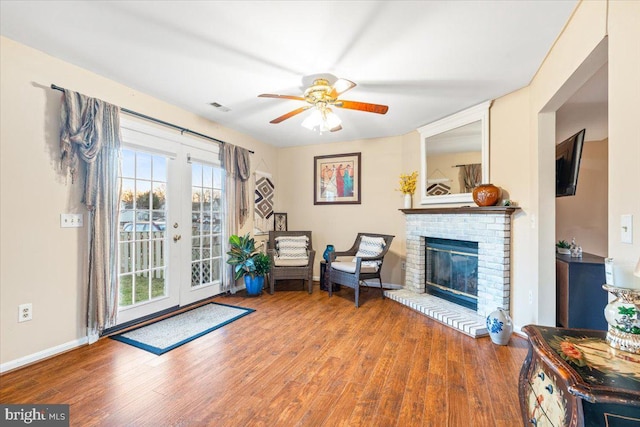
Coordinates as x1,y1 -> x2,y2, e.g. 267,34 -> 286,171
258,77 -> 389,132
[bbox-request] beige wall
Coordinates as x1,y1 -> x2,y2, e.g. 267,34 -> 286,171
489,86 -> 533,329
556,139 -> 608,257
607,0 -> 640,285
276,136 -> 410,285
0,37 -> 277,365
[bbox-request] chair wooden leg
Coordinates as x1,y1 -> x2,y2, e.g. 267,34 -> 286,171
269,274 -> 275,295
378,278 -> 385,299
307,278 -> 312,294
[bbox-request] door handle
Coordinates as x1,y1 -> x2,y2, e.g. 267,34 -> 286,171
173,234 -> 182,242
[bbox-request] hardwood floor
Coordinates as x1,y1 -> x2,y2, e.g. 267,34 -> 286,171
0,282 -> 528,426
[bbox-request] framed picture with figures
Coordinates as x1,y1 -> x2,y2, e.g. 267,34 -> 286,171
274,212 -> 287,231
313,152 -> 361,205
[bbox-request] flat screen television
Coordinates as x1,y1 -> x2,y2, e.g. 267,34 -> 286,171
555,128 -> 586,197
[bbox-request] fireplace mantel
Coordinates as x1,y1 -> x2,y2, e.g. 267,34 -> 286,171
401,206 -> 520,215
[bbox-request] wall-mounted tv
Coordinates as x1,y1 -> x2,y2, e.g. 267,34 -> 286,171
556,129 -> 586,197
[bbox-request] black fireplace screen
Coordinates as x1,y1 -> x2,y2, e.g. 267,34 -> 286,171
425,237 -> 478,310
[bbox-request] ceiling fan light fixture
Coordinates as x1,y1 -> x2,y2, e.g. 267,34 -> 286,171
301,106 -> 342,133
324,108 -> 342,129
301,108 -> 323,131
260,75 -> 386,132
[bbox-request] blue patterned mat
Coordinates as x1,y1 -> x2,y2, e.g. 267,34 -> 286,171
111,302 -> 254,355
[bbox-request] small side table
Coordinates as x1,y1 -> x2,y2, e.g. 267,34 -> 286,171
319,261 -> 340,292
519,325 -> 640,426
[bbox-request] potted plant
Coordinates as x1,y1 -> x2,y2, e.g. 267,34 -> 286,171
397,171 -> 418,209
556,239 -> 571,255
253,252 -> 271,283
226,233 -> 271,296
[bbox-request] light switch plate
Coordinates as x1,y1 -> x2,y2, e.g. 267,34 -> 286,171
60,213 -> 83,228
621,214 -> 633,244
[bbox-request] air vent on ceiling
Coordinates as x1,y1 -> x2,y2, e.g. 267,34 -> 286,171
209,102 -> 231,112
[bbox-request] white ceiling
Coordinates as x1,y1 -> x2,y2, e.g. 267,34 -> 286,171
0,1 -> 579,147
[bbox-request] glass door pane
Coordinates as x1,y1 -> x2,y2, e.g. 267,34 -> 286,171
116,120 -> 223,323
190,161 -> 223,289
118,149 -> 168,308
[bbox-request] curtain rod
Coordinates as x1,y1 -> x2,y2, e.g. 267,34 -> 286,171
50,84 -> 254,154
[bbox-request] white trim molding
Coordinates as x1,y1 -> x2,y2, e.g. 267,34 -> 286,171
0,336 -> 88,374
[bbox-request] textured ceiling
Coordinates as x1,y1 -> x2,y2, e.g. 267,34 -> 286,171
0,1 -> 579,147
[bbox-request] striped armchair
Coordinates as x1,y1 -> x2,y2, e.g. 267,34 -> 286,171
267,231 -> 316,295
327,233 -> 395,307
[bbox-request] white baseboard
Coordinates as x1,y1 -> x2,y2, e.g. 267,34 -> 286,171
513,326 -> 527,338
0,336 -> 89,374
312,276 -> 402,290
365,281 -> 403,289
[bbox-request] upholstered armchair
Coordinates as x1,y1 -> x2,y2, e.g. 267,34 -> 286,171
266,231 -> 316,294
327,233 -> 395,307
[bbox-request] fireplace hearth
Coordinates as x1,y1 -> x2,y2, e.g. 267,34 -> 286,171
387,206 -> 518,337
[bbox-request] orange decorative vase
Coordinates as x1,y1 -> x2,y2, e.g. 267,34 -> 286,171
472,184 -> 501,207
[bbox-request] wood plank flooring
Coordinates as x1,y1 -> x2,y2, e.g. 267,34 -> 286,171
0,282 -> 528,426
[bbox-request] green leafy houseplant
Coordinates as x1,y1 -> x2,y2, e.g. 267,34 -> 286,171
226,233 -> 272,279
227,233 -> 260,280
556,239 -> 571,255
253,252 -> 272,277
226,234 -> 271,296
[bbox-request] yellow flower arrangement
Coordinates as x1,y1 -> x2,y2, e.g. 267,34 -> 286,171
397,171 -> 418,195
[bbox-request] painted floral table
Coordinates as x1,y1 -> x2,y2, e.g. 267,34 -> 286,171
519,325 -> 640,426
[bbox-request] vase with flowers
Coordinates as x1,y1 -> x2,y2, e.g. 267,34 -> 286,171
398,171 -> 418,209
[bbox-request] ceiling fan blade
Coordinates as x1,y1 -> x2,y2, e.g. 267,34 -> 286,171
336,100 -> 389,115
330,125 -> 343,132
258,94 -> 306,102
329,79 -> 356,98
269,106 -> 311,124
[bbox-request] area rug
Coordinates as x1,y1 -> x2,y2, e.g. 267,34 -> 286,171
110,302 -> 254,355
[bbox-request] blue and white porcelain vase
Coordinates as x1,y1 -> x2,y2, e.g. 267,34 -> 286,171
323,245 -> 335,262
602,284 -> 640,354
486,308 -> 513,345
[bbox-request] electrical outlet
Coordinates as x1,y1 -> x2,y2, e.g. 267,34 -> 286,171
401,261 -> 406,270
18,303 -> 32,322
528,291 -> 533,305
60,213 -> 83,228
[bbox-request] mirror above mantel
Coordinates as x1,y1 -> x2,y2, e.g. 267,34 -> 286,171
418,101 -> 491,205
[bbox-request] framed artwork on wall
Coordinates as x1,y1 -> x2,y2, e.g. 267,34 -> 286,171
313,152 -> 361,205
254,171 -> 275,235
274,212 -> 288,231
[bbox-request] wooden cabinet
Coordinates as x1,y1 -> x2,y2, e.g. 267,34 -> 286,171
519,325 -> 640,426
556,252 -> 607,330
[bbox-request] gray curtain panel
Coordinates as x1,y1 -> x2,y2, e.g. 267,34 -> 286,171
60,89 -> 121,340
459,163 -> 481,193
221,143 -> 251,291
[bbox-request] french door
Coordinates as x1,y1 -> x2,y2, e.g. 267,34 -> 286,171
116,120 -> 224,325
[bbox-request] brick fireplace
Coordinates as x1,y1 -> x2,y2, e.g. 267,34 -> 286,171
385,206 -> 518,337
